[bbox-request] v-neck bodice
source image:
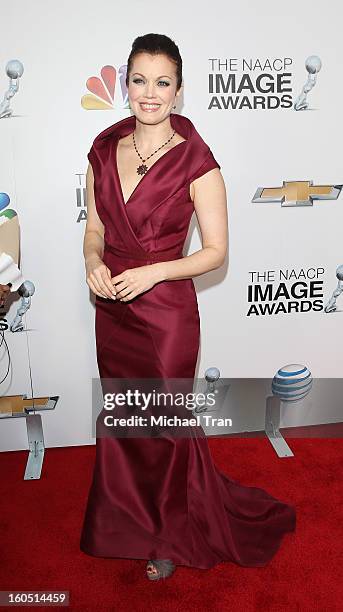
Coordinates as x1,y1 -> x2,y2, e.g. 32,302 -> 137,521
87,113 -> 220,260
114,135 -> 187,206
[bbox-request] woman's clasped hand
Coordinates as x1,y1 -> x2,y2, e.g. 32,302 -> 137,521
86,256 -> 162,301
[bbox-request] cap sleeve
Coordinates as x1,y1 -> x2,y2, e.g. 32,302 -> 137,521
190,149 -> 221,182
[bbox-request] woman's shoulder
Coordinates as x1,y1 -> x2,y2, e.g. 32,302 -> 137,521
179,115 -> 221,180
173,113 -> 212,146
90,116 -> 135,150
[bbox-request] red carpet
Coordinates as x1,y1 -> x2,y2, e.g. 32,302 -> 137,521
0,436 -> 342,611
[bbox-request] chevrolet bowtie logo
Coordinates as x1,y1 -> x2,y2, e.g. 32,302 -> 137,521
252,181 -> 343,207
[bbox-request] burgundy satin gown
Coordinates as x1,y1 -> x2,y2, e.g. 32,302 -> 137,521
80,113 -> 296,569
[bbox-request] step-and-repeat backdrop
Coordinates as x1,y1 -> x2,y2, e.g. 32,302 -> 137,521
1,0 -> 342,451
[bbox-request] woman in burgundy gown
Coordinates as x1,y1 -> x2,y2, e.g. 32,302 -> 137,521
80,34 -> 296,580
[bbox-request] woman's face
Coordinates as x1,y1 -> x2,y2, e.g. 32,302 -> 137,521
127,52 -> 180,123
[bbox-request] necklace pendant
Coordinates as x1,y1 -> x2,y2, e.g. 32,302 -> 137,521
137,163 -> 148,175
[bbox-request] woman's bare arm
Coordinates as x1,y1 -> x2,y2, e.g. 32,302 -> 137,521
155,168 -> 228,282
83,163 -> 104,264
83,163 -> 117,298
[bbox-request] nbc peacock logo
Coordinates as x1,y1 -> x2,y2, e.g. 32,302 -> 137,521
81,64 -> 129,110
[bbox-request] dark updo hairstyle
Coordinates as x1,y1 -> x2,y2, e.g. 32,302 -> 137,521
125,33 -> 183,92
